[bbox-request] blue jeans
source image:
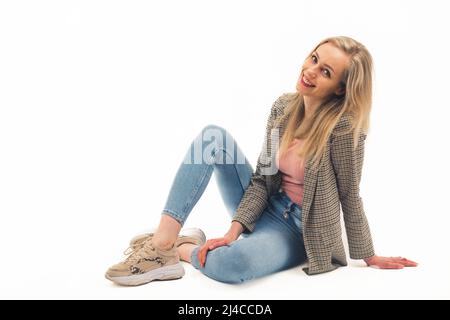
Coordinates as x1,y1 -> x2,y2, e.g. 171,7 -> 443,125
161,124 -> 307,283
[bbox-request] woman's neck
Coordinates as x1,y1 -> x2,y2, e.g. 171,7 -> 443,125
303,96 -> 321,120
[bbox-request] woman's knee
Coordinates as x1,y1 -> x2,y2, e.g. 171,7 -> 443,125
200,124 -> 237,162
203,246 -> 252,284
202,124 -> 227,136
201,124 -> 231,145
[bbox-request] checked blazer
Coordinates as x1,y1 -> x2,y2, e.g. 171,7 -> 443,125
232,93 -> 375,275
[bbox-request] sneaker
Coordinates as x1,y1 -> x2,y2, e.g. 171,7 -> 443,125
105,238 -> 184,286
127,227 -> 206,254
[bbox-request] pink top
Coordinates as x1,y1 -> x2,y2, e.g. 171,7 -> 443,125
275,138 -> 306,206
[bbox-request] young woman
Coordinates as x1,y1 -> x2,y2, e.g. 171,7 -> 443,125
105,36 -> 417,286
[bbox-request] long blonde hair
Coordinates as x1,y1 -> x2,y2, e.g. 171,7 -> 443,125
274,36 -> 373,170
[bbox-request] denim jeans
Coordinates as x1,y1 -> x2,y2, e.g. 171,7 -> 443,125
161,124 -> 307,283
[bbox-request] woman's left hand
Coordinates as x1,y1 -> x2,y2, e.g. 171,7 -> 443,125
364,255 -> 418,269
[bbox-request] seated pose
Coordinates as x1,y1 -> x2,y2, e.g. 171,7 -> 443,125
105,36 -> 417,286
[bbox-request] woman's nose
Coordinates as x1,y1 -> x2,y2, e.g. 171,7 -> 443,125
304,68 -> 317,79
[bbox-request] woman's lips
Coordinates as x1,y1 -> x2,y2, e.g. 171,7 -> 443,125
300,75 -> 315,88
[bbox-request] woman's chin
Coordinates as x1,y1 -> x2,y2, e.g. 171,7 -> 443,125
296,87 -> 308,96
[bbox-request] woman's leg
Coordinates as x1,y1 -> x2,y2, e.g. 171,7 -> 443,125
106,124 -> 254,285
153,124 -> 253,249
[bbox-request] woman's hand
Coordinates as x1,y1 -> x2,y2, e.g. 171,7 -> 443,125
197,234 -> 236,268
364,255 -> 418,269
197,221 -> 243,268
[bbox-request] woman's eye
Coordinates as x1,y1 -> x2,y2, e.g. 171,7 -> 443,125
322,69 -> 330,77
311,55 -> 317,63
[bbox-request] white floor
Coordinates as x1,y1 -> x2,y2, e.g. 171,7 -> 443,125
2,254 -> 446,300
1,182 -> 448,300
100,258 -> 447,300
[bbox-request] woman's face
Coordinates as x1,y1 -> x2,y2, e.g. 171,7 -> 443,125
296,42 -> 350,102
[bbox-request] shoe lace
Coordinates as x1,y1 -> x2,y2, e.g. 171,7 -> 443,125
123,243 -> 140,256
122,235 -> 150,256
124,237 -> 156,265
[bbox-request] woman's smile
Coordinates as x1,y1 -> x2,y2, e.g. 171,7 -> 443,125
300,74 -> 315,88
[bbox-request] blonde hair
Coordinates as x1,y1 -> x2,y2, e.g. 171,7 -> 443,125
274,36 -> 373,170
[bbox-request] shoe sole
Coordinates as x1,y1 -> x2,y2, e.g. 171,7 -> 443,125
105,263 -> 185,286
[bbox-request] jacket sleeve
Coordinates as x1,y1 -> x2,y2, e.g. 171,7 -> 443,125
330,126 -> 375,259
232,96 -> 282,232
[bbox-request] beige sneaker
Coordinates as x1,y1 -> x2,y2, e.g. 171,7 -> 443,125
105,238 -> 184,286
126,228 -> 206,254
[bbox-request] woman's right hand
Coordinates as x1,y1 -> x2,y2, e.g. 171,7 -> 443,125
197,234 -> 236,268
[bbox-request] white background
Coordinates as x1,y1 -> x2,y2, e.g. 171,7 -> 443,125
1,0 -> 449,299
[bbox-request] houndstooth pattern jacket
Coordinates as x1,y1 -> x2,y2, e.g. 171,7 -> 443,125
232,93 -> 375,275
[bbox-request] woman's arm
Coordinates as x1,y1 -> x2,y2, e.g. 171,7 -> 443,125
330,123 -> 375,260
225,221 -> 245,240
232,95 -> 286,232
331,117 -> 418,269
198,94 -> 289,267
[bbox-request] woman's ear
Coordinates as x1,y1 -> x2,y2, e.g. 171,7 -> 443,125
334,84 -> 346,97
